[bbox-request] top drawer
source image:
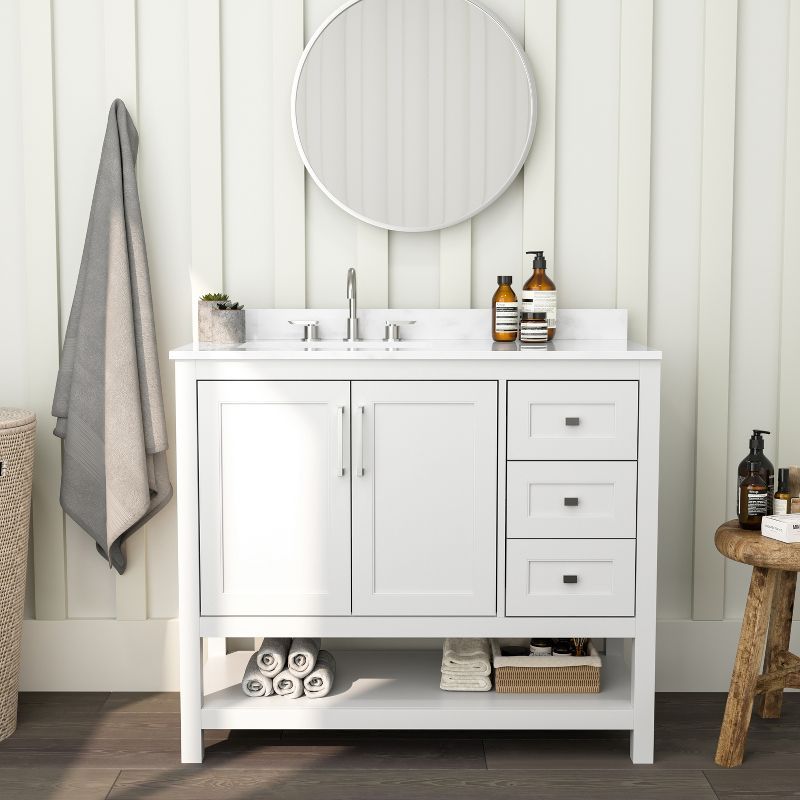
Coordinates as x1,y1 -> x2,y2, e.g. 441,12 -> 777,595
507,381 -> 638,460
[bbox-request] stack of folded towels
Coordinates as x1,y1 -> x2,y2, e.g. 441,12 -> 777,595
439,637 -> 492,691
240,637 -> 336,699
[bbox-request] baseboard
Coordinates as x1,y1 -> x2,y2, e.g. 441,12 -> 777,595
20,619 -> 180,691
19,618 -> 798,692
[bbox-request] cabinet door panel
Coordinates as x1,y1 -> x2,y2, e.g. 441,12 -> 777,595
198,381 -> 350,615
352,381 -> 497,615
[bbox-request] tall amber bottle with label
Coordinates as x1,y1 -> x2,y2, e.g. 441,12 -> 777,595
492,276 -> 518,342
522,251 -> 556,341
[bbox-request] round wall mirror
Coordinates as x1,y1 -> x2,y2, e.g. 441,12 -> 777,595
292,0 -> 537,232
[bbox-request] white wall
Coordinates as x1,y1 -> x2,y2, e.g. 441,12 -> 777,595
2,0 -> 799,690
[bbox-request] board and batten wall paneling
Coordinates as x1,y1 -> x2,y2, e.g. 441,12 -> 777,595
778,0 -> 800,470
724,0 -> 791,619
104,0 -> 148,622
522,0 -> 556,279
649,0 -> 704,621
188,0 -> 224,332
20,0 -> 67,621
554,0 -> 620,309
53,0 -> 117,621
136,0 -> 191,621
0,3 -> 27,408
615,0 -> 653,346
691,0 -> 739,621
273,0 -> 306,307
221,0 -> 275,309
10,0 -> 800,685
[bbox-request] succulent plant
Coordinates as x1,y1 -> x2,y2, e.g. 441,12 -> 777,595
216,301 -> 244,311
200,292 -> 229,302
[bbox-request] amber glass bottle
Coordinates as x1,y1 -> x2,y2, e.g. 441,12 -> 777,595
522,251 -> 557,340
492,276 -> 518,342
738,460 -> 769,530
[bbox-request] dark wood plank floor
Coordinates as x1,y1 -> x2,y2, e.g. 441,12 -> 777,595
1,692 -> 799,798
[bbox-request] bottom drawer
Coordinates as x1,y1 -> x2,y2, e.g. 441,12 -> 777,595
506,539 -> 635,617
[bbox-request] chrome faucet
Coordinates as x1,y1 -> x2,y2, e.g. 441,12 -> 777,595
344,267 -> 359,342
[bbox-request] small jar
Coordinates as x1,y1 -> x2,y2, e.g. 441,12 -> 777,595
530,638 -> 553,656
520,311 -> 548,344
552,639 -> 574,656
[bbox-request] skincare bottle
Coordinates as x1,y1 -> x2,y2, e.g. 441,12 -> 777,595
492,276 -> 518,342
774,468 -> 792,515
738,459 -> 769,530
737,430 -> 775,514
522,251 -> 557,340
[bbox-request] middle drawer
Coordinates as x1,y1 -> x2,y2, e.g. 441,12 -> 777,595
506,461 -> 637,539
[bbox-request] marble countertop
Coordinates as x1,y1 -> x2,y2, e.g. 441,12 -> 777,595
169,338 -> 661,360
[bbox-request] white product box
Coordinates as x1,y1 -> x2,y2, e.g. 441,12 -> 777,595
761,513 -> 800,542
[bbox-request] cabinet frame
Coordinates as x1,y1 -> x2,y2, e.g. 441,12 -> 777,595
173,356 -> 660,766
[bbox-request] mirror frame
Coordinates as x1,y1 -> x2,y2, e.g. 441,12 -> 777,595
291,0 -> 538,233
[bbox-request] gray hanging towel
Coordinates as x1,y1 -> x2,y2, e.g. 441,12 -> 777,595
52,99 -> 172,574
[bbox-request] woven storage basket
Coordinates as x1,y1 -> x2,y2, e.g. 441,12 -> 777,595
0,409 -> 36,741
492,639 -> 601,694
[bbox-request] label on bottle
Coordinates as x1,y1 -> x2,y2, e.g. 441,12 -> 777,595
494,302 -> 518,332
520,319 -> 548,343
774,497 -> 789,515
521,290 -> 557,327
747,490 -> 769,516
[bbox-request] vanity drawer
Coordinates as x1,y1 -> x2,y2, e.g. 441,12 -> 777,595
507,381 -> 638,460
506,539 -> 635,617
506,461 -> 637,539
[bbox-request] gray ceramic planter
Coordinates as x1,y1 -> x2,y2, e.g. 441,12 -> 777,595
198,301 -> 246,344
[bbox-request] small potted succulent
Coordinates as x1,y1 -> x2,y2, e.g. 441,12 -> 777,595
198,292 -> 246,344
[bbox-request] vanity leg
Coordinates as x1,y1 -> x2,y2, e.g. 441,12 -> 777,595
630,637 -> 655,764
180,635 -> 204,764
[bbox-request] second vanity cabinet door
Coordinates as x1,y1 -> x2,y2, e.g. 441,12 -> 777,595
198,380 -> 351,616
351,381 -> 498,616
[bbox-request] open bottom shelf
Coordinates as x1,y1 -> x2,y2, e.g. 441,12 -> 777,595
201,649 -> 633,731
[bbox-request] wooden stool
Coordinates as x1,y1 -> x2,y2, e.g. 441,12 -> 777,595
714,520 -> 800,767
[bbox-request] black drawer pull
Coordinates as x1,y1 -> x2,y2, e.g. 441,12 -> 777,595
563,574 -> 579,584
563,497 -> 579,507
565,416 -> 581,426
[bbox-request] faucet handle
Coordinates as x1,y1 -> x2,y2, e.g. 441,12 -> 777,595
383,320 -> 416,342
289,319 -> 319,342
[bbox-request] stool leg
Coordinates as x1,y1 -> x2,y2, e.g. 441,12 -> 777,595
715,566 -> 777,767
758,570 -> 797,719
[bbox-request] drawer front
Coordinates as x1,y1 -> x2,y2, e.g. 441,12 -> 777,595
507,380 -> 638,460
506,461 -> 637,539
506,539 -> 635,616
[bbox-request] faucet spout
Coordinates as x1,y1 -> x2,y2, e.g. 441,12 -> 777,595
345,267 -> 359,342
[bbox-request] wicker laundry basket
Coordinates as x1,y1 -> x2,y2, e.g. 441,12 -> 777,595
0,409 -> 36,741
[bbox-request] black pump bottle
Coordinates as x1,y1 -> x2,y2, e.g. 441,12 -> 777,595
737,429 -> 775,515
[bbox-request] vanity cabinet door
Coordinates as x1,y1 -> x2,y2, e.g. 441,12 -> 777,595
198,380 -> 351,616
351,381 -> 497,616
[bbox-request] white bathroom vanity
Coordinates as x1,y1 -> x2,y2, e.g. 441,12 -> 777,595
171,309 -> 661,764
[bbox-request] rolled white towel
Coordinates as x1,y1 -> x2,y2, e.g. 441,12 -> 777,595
274,668 -> 304,698
241,652 -> 273,697
288,638 -> 321,678
303,650 -> 336,699
440,673 -> 492,692
255,637 -> 291,678
441,638 -> 491,676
